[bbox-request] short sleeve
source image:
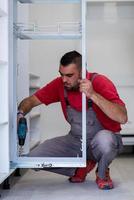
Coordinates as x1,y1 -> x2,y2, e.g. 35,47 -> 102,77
93,74 -> 125,106
34,78 -> 61,105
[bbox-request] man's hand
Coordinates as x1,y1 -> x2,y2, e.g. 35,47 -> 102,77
17,111 -> 24,126
79,79 -> 95,99
79,78 -> 127,124
18,95 -> 41,116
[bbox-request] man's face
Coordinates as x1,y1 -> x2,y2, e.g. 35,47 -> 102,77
59,64 -> 81,90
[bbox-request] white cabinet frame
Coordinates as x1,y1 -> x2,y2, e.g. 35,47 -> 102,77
11,0 -> 87,169
10,0 -> 134,169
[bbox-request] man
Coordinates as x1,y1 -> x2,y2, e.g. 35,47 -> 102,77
17,50 -> 127,190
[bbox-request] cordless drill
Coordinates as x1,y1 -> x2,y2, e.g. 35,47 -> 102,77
17,117 -> 27,155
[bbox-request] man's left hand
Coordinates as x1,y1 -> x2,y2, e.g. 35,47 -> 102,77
79,79 -> 95,99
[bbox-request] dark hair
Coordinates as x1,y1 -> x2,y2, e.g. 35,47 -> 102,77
60,50 -> 82,71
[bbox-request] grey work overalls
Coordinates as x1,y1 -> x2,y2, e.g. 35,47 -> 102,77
29,77 -> 123,179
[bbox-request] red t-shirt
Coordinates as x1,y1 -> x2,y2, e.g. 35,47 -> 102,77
34,72 -> 125,132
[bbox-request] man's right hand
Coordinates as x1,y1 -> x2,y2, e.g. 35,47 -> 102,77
17,111 -> 24,126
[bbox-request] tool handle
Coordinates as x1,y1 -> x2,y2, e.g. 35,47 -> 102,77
17,117 -> 27,146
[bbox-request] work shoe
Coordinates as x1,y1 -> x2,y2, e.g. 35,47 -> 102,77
96,168 -> 113,190
69,160 -> 96,183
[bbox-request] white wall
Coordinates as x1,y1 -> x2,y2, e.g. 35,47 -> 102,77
86,2 -> 134,83
86,2 -> 134,134
29,3 -> 80,141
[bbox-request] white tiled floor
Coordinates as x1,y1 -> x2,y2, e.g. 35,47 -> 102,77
1,154 -> 134,200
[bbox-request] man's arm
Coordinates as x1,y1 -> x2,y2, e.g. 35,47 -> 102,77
18,95 -> 42,115
79,79 -> 128,124
90,92 -> 127,124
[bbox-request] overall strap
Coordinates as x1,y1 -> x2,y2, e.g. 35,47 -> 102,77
64,89 -> 70,106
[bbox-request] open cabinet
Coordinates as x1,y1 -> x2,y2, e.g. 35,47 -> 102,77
11,0 -> 87,169
0,0 -> 134,184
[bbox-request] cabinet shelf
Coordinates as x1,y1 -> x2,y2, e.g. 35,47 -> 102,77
29,73 -> 40,89
29,73 -> 39,79
0,60 -> 8,66
121,119 -> 134,145
0,8 -> 7,17
18,33 -> 81,40
121,128 -> 134,135
0,121 -> 8,125
122,137 -> 134,145
30,85 -> 40,89
18,0 -> 80,4
18,0 -> 134,3
14,22 -> 82,40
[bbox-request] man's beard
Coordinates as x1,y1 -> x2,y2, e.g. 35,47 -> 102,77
65,83 -> 79,91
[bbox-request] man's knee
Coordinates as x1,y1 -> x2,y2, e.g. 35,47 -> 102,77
91,130 -> 116,155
